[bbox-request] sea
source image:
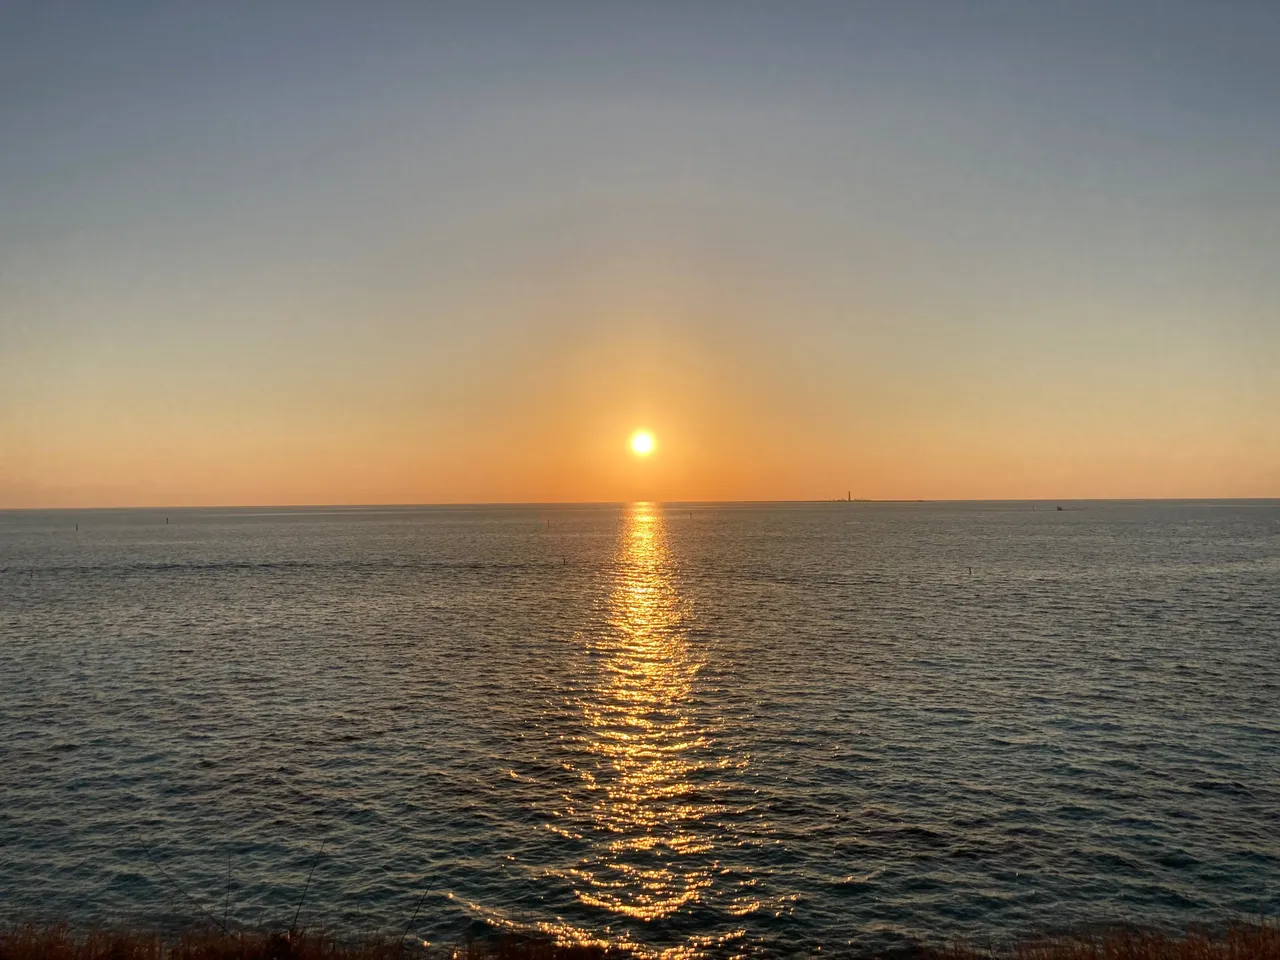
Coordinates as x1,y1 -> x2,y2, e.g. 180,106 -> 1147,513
1,501 -> 1278,957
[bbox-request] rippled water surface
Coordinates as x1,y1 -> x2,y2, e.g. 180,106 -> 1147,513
2,502 -> 1278,956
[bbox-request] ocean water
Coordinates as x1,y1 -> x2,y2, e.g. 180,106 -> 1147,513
2,501 -> 1278,957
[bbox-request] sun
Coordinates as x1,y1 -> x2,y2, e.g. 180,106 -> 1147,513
629,429 -> 656,456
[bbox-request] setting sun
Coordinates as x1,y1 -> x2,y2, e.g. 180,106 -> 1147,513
629,430 -> 656,457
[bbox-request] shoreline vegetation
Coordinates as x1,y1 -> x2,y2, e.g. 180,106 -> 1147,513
2,923 -> 1277,960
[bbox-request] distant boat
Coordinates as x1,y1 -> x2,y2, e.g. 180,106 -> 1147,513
1056,506 -> 1064,511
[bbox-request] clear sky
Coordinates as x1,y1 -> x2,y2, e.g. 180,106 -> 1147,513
2,2 -> 1278,506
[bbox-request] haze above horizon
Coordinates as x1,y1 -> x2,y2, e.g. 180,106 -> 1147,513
3,2 -> 1278,508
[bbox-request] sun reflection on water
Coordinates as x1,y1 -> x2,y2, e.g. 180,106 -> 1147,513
556,503 -> 741,954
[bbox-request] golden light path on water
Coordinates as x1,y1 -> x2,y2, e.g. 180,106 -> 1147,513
452,504 -> 764,957
579,504 -> 709,917
554,504 -> 749,957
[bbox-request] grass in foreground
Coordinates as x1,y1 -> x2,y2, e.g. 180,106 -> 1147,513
0,928 -> 625,960
1,924 -> 1277,960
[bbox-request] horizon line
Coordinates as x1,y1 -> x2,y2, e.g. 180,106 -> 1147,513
3,496 -> 1278,513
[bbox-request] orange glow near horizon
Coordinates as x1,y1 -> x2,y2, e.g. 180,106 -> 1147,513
2,378 -> 1278,508
5,265 -> 1276,507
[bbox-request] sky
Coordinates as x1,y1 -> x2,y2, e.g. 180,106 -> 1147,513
2,1 -> 1278,506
